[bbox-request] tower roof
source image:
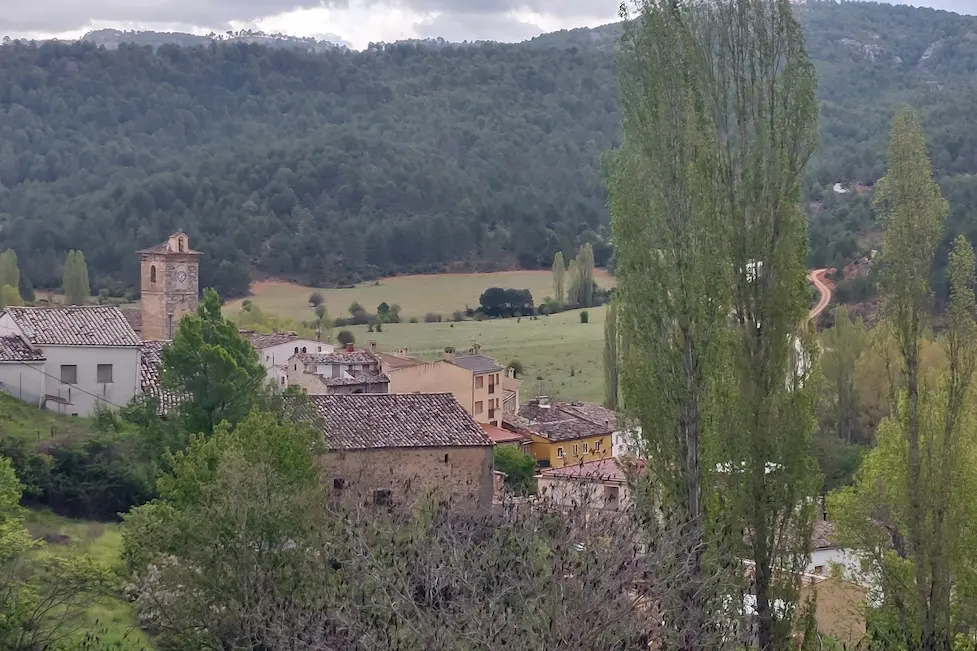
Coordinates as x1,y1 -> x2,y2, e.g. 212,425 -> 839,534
137,231 -> 202,256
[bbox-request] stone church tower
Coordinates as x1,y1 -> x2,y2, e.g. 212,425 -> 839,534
137,232 -> 201,341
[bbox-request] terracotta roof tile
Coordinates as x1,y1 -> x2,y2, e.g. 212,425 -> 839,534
139,340 -> 185,415
375,351 -> 424,370
308,393 -> 492,450
481,423 -> 527,444
511,400 -> 616,442
242,330 -> 301,349
5,306 -> 142,347
0,335 -> 44,362
812,520 -> 838,550
120,308 -> 141,334
538,457 -> 645,483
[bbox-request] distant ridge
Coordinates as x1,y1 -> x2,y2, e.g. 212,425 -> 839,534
80,28 -> 350,52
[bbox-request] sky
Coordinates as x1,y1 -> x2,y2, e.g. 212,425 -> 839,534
1,0 -> 974,50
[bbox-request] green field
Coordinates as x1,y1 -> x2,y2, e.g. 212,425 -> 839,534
341,304 -> 609,404
225,269 -> 615,322
0,392 -> 91,443
24,510 -> 149,649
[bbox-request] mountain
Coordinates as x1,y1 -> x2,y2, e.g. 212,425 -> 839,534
0,1 -> 976,299
81,29 -> 351,52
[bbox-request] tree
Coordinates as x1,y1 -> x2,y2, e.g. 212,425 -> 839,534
0,456 -> 114,649
0,249 -> 19,294
314,303 -> 330,341
832,110 -> 970,651
0,284 -> 20,311
308,292 -> 323,307
568,244 -> 595,307
608,2 -> 739,648
820,305 -> 868,443
162,288 -> 267,437
62,250 -> 90,306
493,445 -> 537,495
336,330 -> 355,346
478,287 -> 534,318
551,251 -> 567,304
603,300 -> 620,409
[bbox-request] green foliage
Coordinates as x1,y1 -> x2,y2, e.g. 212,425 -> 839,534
162,288 -> 267,437
0,284 -> 21,310
336,329 -> 355,346
229,300 -> 316,338
820,306 -> 869,444
308,292 -> 324,307
478,287 -> 534,318
551,251 -> 566,304
0,249 -> 19,295
62,250 -> 91,306
579,310 -> 589,324
602,301 -> 618,409
568,244 -> 595,308
493,445 -> 538,496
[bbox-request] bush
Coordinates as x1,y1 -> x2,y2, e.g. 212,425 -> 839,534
409,317 -> 419,323
494,445 -> 538,495
580,311 -> 590,324
424,312 -> 442,323
452,310 -> 465,322
308,292 -> 324,307
337,330 -> 355,346
333,317 -> 350,328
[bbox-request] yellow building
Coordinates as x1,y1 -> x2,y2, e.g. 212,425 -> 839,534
379,345 -> 520,428
504,398 -> 617,468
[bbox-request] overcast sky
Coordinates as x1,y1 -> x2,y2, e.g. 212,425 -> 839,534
1,0 -> 974,50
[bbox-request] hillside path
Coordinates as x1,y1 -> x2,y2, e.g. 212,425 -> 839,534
808,268 -> 832,321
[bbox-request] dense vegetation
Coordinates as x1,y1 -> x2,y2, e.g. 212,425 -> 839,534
1,1 -> 977,300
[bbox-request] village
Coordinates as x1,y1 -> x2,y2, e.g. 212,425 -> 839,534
0,231 -> 870,645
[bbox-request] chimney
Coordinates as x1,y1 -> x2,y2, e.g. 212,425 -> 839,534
443,346 -> 456,363
345,342 -> 355,353
538,395 -> 550,408
472,342 -> 481,355
370,340 -> 378,352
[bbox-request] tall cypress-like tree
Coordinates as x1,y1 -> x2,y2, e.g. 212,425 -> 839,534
62,250 -> 90,305
609,1 -> 734,648
551,251 -> 566,304
832,109 -> 975,651
603,300 -> 620,409
821,305 -> 867,443
568,243 -> 595,307
0,249 -> 19,293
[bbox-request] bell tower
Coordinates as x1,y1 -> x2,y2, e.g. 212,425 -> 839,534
137,232 -> 202,341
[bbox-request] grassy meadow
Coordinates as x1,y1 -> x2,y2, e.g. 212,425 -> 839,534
225,269 -> 615,322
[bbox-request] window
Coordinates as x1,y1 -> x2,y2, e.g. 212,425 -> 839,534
333,478 -> 346,490
604,486 -> 621,507
331,365 -> 341,378
302,346 -> 307,353
475,401 -> 484,415
572,444 -> 579,456
60,365 -> 77,384
814,565 -> 824,575
475,375 -> 484,389
150,265 -> 157,283
444,453 -> 449,463
374,489 -> 392,506
317,346 -> 322,352
583,443 -> 589,453
557,447 -> 565,458
96,364 -> 113,383
488,408 -> 496,419
178,238 -> 184,252
280,377 -> 285,386
265,355 -> 270,362
594,439 -> 603,452
294,346 -> 299,354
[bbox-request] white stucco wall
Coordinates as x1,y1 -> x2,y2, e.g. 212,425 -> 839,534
612,426 -> 642,457
0,362 -> 45,406
258,339 -> 334,369
806,547 -> 864,581
41,345 -> 140,416
536,476 -> 632,511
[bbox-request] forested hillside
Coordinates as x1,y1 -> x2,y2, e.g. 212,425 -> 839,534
0,0 -> 976,298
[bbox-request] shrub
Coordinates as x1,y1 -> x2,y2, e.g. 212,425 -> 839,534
409,317 -> 419,324
333,317 -> 350,328
337,330 -> 355,346
580,311 -> 590,324
424,312 -> 442,323
452,310 -> 465,322
508,359 -> 524,378
308,292 -> 324,307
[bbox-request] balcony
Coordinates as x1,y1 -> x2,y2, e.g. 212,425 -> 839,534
488,384 -> 496,394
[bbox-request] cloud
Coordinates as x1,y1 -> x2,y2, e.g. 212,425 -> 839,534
0,0 -> 347,35
413,12 -> 543,42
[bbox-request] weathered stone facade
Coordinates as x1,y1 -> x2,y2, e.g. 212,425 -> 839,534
138,233 -> 201,341
318,446 -> 494,508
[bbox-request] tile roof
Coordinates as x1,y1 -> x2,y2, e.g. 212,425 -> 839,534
5,306 -> 142,347
321,373 -> 390,387
297,351 -> 377,365
451,354 -> 503,373
242,330 -> 300,349
0,335 -> 44,362
510,400 -> 617,442
481,423 -> 527,444
120,308 -> 141,334
308,393 -> 493,450
375,351 -> 425,370
538,457 -> 645,483
139,340 -> 185,415
812,520 -> 838,550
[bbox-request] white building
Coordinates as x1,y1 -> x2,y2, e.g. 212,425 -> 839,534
241,330 -> 335,389
806,519 -> 864,582
0,306 -> 142,416
536,457 -> 645,511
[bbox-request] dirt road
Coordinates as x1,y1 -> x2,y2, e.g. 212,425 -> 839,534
808,268 -> 833,321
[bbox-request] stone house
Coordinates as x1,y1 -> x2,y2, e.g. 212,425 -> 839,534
504,397 -> 619,468
0,306 -> 142,416
309,392 -> 495,508
383,344 -> 520,428
287,345 -> 389,395
536,457 -> 644,512
137,232 -> 201,341
242,330 -> 335,389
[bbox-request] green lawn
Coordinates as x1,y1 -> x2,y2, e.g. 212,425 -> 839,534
225,269 -> 615,322
23,510 -> 150,649
0,392 -> 91,444
340,305 -> 609,404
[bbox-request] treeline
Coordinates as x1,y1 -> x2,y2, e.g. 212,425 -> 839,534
2,2 -> 977,298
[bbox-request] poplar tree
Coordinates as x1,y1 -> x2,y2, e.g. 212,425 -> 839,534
832,109 -> 975,651
603,300 -> 619,409
568,243 -> 595,307
821,306 -> 867,443
0,249 -> 19,293
551,251 -> 566,304
62,250 -> 90,305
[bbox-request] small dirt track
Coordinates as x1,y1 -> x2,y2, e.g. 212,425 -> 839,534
808,268 -> 833,321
